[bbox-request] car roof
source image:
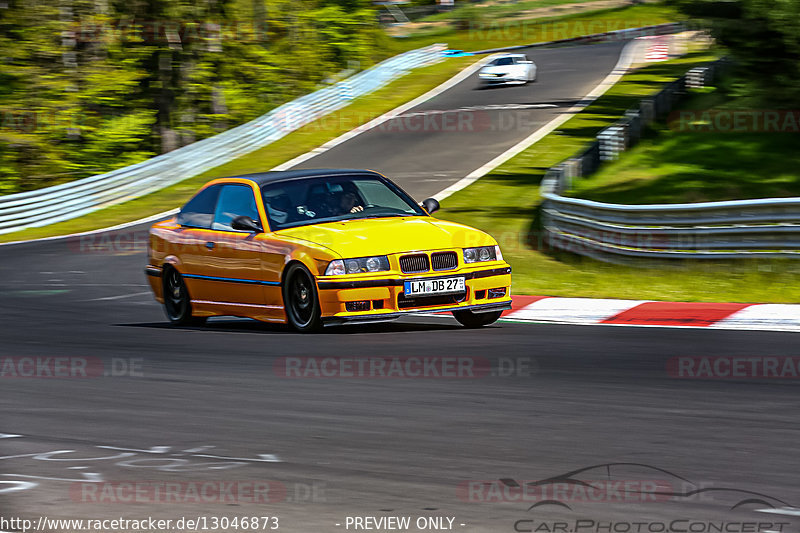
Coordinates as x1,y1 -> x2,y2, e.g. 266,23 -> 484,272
495,53 -> 526,58
221,169 -> 384,187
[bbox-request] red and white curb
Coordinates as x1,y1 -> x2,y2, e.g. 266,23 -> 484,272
642,35 -> 670,62
498,296 -> 800,332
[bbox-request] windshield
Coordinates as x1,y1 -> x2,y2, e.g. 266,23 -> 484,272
261,175 -> 427,230
492,57 -> 515,66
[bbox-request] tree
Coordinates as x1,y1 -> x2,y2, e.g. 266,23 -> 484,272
672,0 -> 800,103
0,0 -> 385,193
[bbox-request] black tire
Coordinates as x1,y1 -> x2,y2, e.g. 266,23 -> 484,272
452,309 -> 502,328
282,263 -> 322,332
163,267 -> 206,327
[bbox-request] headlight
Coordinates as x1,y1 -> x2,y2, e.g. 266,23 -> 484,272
463,246 -> 501,263
325,256 -> 390,276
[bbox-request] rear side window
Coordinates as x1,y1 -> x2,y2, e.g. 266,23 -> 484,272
177,185 -> 222,229
212,184 -> 261,231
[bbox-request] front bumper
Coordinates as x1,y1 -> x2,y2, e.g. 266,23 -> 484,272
321,301 -> 511,326
316,265 -> 512,325
478,75 -> 524,84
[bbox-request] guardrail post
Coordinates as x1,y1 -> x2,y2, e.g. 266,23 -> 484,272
640,98 -> 656,125
598,125 -> 627,161
624,109 -> 642,145
563,159 -> 581,190
582,141 -> 600,176
542,165 -> 567,195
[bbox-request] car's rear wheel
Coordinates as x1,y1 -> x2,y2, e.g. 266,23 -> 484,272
283,263 -> 322,332
453,309 -> 503,328
163,267 -> 206,326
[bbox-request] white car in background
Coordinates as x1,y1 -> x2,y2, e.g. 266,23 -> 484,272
477,54 -> 537,86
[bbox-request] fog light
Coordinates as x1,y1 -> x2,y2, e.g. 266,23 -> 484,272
488,288 -> 506,299
345,301 -> 371,312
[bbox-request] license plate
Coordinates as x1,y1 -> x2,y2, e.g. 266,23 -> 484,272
404,277 -> 466,297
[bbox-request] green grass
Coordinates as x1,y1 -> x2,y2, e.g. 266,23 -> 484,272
416,0 -> 612,24
431,48 -> 800,304
568,83 -> 800,204
395,3 -> 681,52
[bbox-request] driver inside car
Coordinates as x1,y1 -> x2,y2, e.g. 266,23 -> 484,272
324,185 -> 364,216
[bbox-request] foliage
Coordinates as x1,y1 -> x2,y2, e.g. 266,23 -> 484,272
672,0 -> 800,103
0,0 -> 384,193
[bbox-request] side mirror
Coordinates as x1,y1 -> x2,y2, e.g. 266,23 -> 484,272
231,215 -> 263,233
422,198 -> 440,214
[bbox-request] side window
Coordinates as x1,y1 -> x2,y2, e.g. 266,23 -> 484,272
212,184 -> 261,231
176,185 -> 222,229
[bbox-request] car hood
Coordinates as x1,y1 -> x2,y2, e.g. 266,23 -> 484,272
275,217 -> 497,258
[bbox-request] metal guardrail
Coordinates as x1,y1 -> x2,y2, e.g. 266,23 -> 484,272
540,194 -> 800,260
0,44 -> 446,235
538,57 -> 800,261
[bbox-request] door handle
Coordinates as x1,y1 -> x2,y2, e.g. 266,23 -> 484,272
205,242 -> 215,250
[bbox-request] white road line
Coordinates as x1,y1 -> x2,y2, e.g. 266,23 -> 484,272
433,38 -> 644,202
756,507 -> 800,517
0,434 -> 22,439
272,55 -> 494,172
88,291 -> 152,302
193,453 -> 282,463
97,445 -> 171,454
397,103 -> 558,118
0,480 -> 38,494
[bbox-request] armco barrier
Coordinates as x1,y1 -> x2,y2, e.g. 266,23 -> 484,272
0,44 -> 446,235
540,194 -> 800,260
538,57 -> 800,261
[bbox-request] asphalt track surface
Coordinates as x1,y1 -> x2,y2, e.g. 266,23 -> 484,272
1,41 -> 799,533
292,41 -> 629,199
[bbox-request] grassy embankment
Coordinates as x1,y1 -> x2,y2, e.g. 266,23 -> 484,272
436,49 -> 800,303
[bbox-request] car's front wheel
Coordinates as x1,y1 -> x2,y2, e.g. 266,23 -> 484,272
163,267 -> 206,327
283,263 -> 323,332
453,309 -> 503,328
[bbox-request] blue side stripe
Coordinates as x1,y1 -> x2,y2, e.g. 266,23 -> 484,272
183,273 -> 281,286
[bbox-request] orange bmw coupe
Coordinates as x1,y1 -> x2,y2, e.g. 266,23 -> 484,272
146,169 -> 512,331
